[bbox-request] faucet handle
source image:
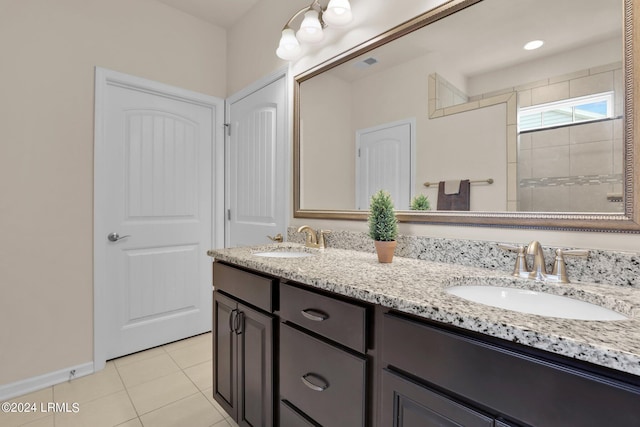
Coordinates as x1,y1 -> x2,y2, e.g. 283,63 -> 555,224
267,233 -> 283,243
498,243 -> 529,277
551,249 -> 589,283
318,230 -> 331,249
559,249 -> 590,258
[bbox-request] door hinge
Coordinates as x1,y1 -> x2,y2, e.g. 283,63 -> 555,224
224,123 -> 231,136
358,148 -> 361,157
227,209 -> 231,220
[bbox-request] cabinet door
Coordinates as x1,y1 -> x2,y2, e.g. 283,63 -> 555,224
237,302 -> 274,427
213,291 -> 238,419
381,369 -> 493,427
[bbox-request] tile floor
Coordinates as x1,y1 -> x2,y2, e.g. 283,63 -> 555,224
1,332 -> 239,427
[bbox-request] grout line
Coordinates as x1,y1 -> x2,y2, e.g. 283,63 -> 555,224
136,390 -> 203,418
113,358 -> 142,423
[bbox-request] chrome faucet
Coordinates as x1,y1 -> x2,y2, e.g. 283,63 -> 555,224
526,240 -> 548,281
297,225 -> 331,249
499,241 -> 589,284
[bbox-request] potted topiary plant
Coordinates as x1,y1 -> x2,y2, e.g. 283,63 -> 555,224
410,194 -> 431,211
368,189 -> 398,263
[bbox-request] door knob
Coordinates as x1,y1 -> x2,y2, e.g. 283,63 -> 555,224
107,232 -> 131,242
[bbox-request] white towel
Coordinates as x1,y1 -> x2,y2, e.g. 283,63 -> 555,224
444,180 -> 461,195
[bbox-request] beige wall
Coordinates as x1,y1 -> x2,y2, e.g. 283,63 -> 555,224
228,0 -> 640,251
300,74 -> 353,210
0,0 -> 226,385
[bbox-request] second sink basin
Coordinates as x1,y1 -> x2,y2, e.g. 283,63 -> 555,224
446,285 -> 628,321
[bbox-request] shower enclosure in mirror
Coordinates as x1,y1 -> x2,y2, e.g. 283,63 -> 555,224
293,0 -> 640,232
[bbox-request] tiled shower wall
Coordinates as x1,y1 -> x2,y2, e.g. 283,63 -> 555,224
516,62 -> 624,212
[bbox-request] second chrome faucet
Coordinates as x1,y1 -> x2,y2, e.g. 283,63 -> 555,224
499,241 -> 589,283
297,225 -> 331,249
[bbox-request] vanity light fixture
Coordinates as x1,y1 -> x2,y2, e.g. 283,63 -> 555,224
524,40 -> 544,50
276,0 -> 353,61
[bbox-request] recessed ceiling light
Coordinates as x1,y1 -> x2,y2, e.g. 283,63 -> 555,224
524,40 -> 544,51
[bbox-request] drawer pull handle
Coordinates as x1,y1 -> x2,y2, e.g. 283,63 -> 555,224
301,309 -> 329,322
301,373 -> 328,392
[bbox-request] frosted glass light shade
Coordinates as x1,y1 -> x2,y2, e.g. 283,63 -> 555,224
276,28 -> 301,61
323,0 -> 352,26
296,10 -> 324,43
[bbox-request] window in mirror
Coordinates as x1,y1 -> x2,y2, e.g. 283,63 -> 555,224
519,92 -> 614,132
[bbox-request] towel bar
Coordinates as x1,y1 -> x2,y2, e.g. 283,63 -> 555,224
423,178 -> 494,188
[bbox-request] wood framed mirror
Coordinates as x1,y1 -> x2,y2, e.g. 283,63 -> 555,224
293,0 -> 639,232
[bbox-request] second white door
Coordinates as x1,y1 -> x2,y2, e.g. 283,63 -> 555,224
226,75 -> 287,247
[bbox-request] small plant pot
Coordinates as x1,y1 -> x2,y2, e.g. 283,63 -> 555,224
374,240 -> 397,263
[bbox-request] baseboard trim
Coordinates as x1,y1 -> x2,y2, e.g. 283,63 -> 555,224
0,362 -> 94,401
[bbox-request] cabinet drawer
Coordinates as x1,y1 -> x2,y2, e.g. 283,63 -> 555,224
213,262 -> 275,312
383,313 -> 640,427
280,283 -> 367,352
280,323 -> 367,427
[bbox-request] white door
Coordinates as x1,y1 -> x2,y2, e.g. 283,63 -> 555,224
356,119 -> 415,210
94,68 -> 224,366
226,74 -> 287,247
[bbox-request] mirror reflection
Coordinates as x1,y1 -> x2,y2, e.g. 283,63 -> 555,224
299,0 -> 623,213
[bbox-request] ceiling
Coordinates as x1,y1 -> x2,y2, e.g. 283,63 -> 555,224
153,0 -> 261,28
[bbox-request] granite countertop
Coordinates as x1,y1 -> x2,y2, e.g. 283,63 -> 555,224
207,243 -> 640,376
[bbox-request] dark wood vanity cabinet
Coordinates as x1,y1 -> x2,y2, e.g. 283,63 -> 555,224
212,262 -> 277,426
278,282 -> 371,427
212,260 -> 640,427
381,311 -> 640,427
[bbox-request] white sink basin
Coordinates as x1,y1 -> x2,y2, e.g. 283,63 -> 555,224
253,251 -> 314,258
446,285 -> 628,321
